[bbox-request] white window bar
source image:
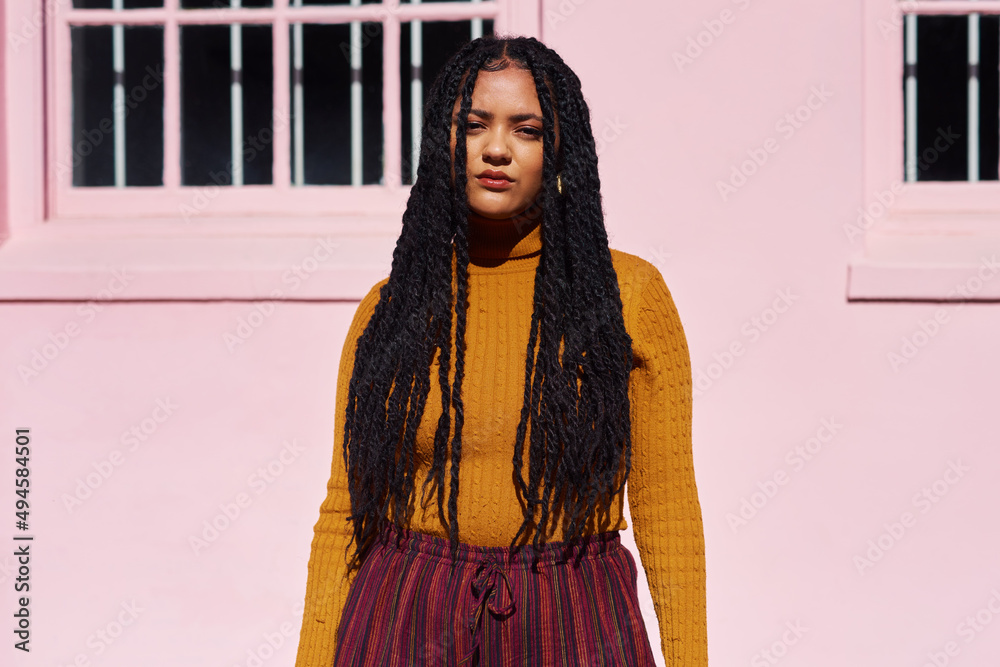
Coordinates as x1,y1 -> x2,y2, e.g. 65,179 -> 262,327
164,0 -> 181,189
411,3 -> 422,184
968,3 -> 980,182
113,0 -> 126,187
292,0 -> 304,186
383,2 -> 401,189
905,12 -> 918,182
272,0 -> 291,192
351,0 -> 363,187
231,0 -> 245,187
472,0 -> 483,39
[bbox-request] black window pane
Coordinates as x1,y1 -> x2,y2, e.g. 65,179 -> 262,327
289,23 -> 382,185
181,24 -> 273,186
242,25 -> 275,185
400,20 -> 494,185
905,15 -> 974,181
291,24 -> 350,185
978,16 -> 999,181
71,26 -> 114,186
71,25 -> 163,187
360,22 -> 385,185
124,27 -> 165,186
181,25 -> 229,185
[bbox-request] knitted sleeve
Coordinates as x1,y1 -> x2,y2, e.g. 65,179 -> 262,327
294,278 -> 387,667
625,262 -> 708,665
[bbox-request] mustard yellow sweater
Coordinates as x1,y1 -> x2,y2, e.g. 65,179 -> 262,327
295,217 -> 707,665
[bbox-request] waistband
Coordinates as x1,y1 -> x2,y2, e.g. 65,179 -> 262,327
375,521 -> 623,568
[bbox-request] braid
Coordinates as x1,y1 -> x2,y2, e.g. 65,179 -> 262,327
342,35 -> 633,568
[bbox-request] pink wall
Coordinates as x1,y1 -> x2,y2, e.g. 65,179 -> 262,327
4,1 -> 1000,666
0,0 -> 7,241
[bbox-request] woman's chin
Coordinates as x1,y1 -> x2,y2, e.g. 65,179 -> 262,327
468,207 -> 518,222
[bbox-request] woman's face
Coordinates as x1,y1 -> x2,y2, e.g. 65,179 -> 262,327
450,65 -> 555,221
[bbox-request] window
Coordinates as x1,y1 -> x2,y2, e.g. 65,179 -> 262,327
0,0 -> 540,300
54,0 -> 510,220
848,0 -> 1000,301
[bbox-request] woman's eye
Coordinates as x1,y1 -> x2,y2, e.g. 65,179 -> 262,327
520,127 -> 543,138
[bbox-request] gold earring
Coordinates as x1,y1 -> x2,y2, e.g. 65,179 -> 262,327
556,172 -> 564,195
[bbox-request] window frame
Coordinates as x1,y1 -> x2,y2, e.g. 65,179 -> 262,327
849,0 -> 1000,301
0,0 -> 541,300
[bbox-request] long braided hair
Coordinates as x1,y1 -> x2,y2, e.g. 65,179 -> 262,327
342,35 -> 634,569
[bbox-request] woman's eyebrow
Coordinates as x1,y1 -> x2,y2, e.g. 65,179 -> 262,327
456,108 -> 544,123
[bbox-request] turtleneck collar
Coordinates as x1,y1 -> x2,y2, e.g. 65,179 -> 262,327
465,215 -> 542,270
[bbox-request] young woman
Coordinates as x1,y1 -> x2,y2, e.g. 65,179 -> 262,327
295,35 -> 707,667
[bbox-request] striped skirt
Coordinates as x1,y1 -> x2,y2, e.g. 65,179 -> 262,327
332,523 -> 657,667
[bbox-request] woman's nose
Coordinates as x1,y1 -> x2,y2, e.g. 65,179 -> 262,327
482,130 -> 511,161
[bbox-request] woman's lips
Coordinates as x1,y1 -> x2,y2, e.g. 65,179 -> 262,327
476,176 -> 513,189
